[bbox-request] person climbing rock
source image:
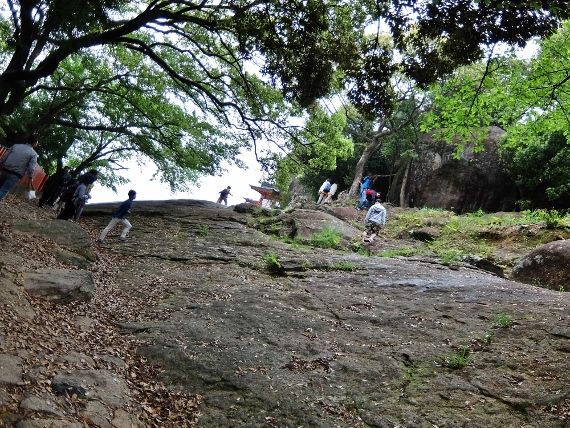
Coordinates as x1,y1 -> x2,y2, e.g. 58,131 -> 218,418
363,193 -> 386,243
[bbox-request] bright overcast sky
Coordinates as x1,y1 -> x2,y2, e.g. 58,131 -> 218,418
90,149 -> 265,205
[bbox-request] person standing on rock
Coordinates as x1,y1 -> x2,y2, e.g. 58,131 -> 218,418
363,193 -> 386,243
97,190 -> 137,243
324,181 -> 338,203
356,172 -> 373,210
0,133 -> 39,201
217,186 -> 232,205
317,178 -> 332,204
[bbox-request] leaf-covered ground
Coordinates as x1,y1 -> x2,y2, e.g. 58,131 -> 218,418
1,196 -> 568,427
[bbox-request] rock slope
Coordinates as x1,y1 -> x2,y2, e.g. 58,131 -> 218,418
0,198 -> 568,427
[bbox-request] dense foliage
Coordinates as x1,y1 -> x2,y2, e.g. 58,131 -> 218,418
1,1 -> 568,191
423,20 -> 570,208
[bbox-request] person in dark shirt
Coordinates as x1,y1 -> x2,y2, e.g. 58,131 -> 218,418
216,186 -> 232,205
97,190 -> 136,243
39,166 -> 71,207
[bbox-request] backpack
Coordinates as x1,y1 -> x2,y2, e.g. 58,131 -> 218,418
365,188 -> 377,201
323,182 -> 332,192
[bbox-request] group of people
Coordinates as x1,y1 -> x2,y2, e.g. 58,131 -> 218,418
0,133 -> 137,243
357,172 -> 386,242
315,173 -> 386,243
2,134 -> 384,245
316,178 -> 338,204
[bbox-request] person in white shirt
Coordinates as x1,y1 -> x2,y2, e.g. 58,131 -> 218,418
316,178 -> 332,204
324,182 -> 338,203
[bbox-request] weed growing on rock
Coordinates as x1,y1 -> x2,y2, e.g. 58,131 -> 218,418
263,252 -> 284,275
331,261 -> 357,271
443,346 -> 471,369
309,226 -> 342,249
482,332 -> 495,345
197,224 -> 209,237
494,313 -> 513,328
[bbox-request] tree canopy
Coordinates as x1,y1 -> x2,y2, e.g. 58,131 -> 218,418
420,19 -> 570,207
1,1 -> 569,190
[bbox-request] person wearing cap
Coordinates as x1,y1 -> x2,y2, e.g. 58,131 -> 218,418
363,193 -> 387,243
0,133 -> 39,201
217,186 -> 232,205
97,190 -> 137,243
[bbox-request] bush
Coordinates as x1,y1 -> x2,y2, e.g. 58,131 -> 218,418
263,252 -> 285,275
309,226 -> 342,249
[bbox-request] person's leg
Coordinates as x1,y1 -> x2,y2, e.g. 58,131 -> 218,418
223,197 -> 228,205
73,200 -> 86,221
119,218 -> 132,239
99,217 -> 119,240
0,173 -> 21,201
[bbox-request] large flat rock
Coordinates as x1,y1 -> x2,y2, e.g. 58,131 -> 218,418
23,269 -> 95,303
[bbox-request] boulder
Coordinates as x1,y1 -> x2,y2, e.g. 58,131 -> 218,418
23,269 -> 95,303
20,395 -> 64,417
51,369 -> 129,407
14,220 -> 95,262
462,255 -> 504,277
512,239 -> 570,291
389,126 -> 519,212
266,209 -> 360,246
0,354 -> 24,385
410,227 -> 441,242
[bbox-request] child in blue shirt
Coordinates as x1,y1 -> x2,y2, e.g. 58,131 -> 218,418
97,190 -> 136,243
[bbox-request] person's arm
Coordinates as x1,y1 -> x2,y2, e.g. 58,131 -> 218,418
379,206 -> 387,226
0,147 -> 12,165
26,152 -> 38,182
364,207 -> 373,223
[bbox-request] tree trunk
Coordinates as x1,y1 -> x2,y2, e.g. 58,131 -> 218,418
349,137 -> 386,197
399,160 -> 411,207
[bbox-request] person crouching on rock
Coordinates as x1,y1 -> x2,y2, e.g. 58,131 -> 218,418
97,190 -> 136,243
363,193 -> 386,243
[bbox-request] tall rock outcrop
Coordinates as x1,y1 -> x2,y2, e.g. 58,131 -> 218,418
389,126 -> 519,212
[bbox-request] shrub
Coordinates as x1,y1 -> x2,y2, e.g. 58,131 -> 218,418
443,346 -> 471,369
263,252 -> 285,275
494,313 -> 513,328
309,226 -> 342,249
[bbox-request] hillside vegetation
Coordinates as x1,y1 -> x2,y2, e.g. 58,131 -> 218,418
380,207 -> 570,279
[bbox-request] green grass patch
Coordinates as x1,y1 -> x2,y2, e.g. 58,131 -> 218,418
309,226 -> 342,249
197,224 -> 209,237
262,252 -> 285,275
442,346 -> 471,369
330,261 -> 357,271
494,313 -> 513,328
377,247 -> 418,258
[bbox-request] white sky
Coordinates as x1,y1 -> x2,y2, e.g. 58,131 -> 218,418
90,149 -> 265,204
